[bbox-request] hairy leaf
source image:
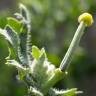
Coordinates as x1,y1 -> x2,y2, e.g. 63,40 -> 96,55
30,52 -> 55,89
7,17 -> 23,33
32,46 -> 41,59
4,25 -> 20,57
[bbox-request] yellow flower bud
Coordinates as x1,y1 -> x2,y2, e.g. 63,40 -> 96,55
78,13 -> 93,26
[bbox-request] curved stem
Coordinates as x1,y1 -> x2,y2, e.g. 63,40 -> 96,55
60,21 -> 86,71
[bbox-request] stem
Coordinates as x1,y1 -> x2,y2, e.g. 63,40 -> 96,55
60,21 -> 86,71
41,22 -> 86,95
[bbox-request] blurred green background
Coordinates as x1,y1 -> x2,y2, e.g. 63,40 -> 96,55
0,0 -> 96,96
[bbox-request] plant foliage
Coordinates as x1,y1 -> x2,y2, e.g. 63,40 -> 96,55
0,4 -> 81,96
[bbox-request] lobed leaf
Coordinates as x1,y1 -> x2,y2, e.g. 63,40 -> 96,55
32,45 -> 46,60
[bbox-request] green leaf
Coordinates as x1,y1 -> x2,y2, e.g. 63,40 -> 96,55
29,87 -> 43,96
32,46 -> 41,59
32,46 -> 47,60
7,17 -> 23,33
6,59 -> 29,80
0,25 -> 20,59
51,88 -> 82,96
3,25 -> 29,65
30,53 -> 46,88
0,28 -> 16,59
0,26 -> 19,58
19,3 -> 30,23
30,52 -> 56,90
41,47 -> 47,58
4,25 -> 20,56
6,60 -> 26,70
0,28 -> 12,44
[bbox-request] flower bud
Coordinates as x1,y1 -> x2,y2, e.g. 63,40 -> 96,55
78,13 -> 93,26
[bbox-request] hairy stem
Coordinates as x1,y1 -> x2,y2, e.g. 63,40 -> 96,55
60,21 -> 85,71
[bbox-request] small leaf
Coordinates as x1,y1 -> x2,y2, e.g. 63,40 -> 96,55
32,46 -> 41,59
14,13 -> 24,21
52,88 -> 82,96
0,28 -> 12,44
32,46 -> 47,60
6,60 -> 26,70
19,3 -> 30,23
7,17 -> 23,33
29,87 -> 43,96
41,47 -> 47,58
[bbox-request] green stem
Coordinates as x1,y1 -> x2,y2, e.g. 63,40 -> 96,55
41,22 -> 86,95
60,21 -> 85,71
